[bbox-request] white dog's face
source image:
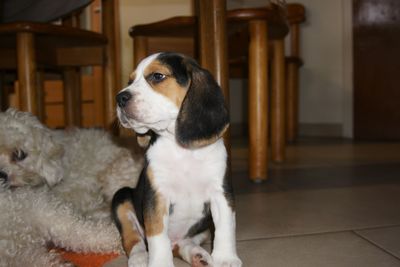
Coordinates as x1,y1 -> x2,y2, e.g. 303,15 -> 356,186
116,52 -> 229,148
0,109 -> 64,187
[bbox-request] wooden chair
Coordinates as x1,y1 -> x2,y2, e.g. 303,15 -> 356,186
129,3 -> 294,181
0,0 -> 120,129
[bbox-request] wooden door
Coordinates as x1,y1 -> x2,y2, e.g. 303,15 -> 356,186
353,0 -> 400,140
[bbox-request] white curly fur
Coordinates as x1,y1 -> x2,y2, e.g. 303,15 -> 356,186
0,185 -> 122,267
0,108 -> 143,220
0,109 -> 144,266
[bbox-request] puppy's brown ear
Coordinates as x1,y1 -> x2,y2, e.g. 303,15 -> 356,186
176,61 -> 229,148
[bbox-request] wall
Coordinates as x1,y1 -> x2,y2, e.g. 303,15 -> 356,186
287,0 -> 352,137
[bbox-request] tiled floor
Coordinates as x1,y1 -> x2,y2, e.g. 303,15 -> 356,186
108,138 -> 400,266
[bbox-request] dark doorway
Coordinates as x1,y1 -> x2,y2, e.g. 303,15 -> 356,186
353,0 -> 400,140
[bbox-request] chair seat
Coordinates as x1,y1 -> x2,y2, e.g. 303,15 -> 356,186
129,4 -> 289,79
0,22 -> 107,68
130,5 -> 288,40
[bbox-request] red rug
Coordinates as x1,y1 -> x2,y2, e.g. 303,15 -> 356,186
57,249 -> 120,267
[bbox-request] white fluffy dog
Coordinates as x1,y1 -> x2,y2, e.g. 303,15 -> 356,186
0,108 -> 143,220
0,109 -> 143,266
0,185 -> 121,267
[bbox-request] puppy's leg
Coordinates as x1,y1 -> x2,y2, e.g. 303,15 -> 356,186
210,194 -> 242,267
112,187 -> 148,267
175,231 -> 213,267
144,192 -> 173,267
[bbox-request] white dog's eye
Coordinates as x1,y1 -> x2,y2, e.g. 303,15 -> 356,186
12,149 -> 27,162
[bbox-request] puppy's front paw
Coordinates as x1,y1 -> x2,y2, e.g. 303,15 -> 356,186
212,253 -> 242,267
128,251 -> 148,267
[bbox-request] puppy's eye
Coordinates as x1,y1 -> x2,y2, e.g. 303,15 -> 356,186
127,79 -> 133,85
12,149 -> 27,162
151,72 -> 166,82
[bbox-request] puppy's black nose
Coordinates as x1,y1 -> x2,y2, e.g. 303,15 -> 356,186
116,91 -> 132,108
0,170 -> 8,181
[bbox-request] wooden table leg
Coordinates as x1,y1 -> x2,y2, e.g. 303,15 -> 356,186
63,67 -> 82,127
271,39 -> 286,163
17,32 -> 38,116
248,20 -> 268,182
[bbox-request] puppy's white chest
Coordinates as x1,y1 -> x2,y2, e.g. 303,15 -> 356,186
147,137 -> 227,242
147,137 -> 227,200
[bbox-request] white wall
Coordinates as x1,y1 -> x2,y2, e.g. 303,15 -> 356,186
288,0 -> 352,137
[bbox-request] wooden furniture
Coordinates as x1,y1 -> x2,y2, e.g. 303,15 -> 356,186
130,2 -> 288,182
0,0 -> 120,129
195,0 -> 231,157
285,3 -> 305,142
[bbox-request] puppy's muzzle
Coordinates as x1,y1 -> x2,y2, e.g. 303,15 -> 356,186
116,91 -> 132,108
0,170 -> 8,182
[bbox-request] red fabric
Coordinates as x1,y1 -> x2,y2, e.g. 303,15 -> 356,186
57,249 -> 119,267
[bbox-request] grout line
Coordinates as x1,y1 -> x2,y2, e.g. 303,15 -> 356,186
352,230 -> 400,261
234,224 -> 400,244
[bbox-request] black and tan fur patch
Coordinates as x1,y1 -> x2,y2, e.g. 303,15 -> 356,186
111,187 -> 141,255
143,167 -> 168,237
144,60 -> 188,108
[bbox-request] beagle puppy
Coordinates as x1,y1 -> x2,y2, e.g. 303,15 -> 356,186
113,52 -> 242,267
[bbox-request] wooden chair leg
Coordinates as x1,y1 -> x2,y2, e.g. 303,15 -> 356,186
286,62 -> 299,142
102,0 -> 118,131
116,36 -> 148,137
134,36 -> 148,67
271,39 -> 286,163
196,0 -> 229,95
196,0 -> 231,165
248,20 -> 268,182
17,32 -> 38,116
0,72 -> 5,111
63,67 -> 82,127
36,71 -> 45,122
287,23 -> 301,142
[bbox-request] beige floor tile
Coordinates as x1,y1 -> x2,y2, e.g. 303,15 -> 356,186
108,232 -> 400,267
356,226 -> 400,259
235,184 -> 400,240
235,232 -> 400,267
